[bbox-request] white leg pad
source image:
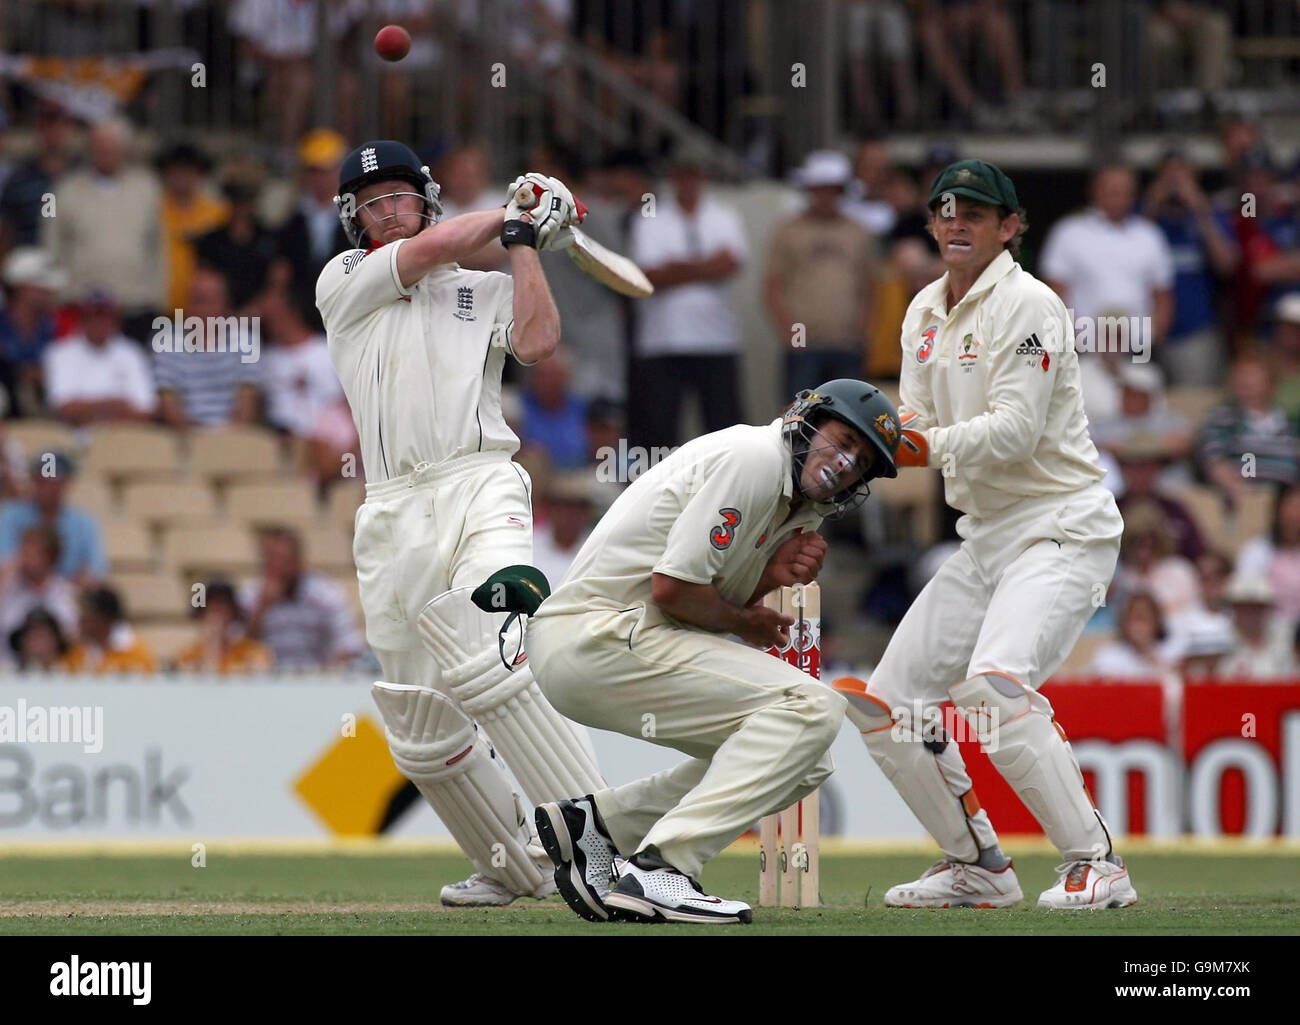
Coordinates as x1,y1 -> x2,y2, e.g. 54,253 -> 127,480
949,673 -> 1111,861
371,680 -> 549,896
854,694 -> 996,863
418,588 -> 604,803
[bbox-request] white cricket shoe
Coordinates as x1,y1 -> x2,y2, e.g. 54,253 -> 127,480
439,871 -> 556,907
884,859 -> 1023,909
534,796 -> 621,922
1038,856 -> 1138,909
604,860 -> 753,924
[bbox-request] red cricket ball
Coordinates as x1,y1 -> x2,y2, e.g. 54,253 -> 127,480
374,25 -> 411,62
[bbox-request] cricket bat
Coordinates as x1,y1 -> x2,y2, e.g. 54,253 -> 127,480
512,185 -> 654,298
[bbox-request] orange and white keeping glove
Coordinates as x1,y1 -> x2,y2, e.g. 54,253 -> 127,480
896,412 -> 930,467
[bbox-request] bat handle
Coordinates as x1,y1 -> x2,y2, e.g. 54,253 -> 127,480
513,185 -> 539,210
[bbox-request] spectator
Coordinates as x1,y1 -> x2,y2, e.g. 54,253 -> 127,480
843,135 -> 897,235
842,2 -> 917,130
1197,549 -> 1233,615
1089,591 -> 1177,679
1113,434 -> 1205,561
0,100 -> 79,258
0,424 -> 26,500
1235,484 -> 1300,623
1143,149 -> 1237,386
434,143 -> 509,271
261,289 -> 343,439
915,0 -> 1027,128
1170,609 -> 1235,679
628,148 -> 747,449
58,586 -> 158,673
239,527 -> 364,668
1147,1 -> 1232,95
40,117 -> 165,343
765,150 -> 878,396
1231,145 -> 1300,337
43,289 -> 157,425
1197,355 -> 1300,502
8,607 -> 70,672
1218,574 -> 1296,680
194,160 -> 283,314
1090,364 -> 1193,459
1040,165 -> 1175,421
0,452 -> 108,584
1112,500 -> 1203,625
532,472 -> 595,590
154,266 -> 262,428
1268,293 -> 1300,426
0,526 -> 79,652
520,348 -> 588,471
276,128 -> 351,325
157,141 -> 229,315
175,580 -> 274,673
0,247 -> 65,417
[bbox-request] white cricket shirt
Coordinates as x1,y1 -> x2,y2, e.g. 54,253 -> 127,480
316,238 -> 522,482
536,419 -> 822,624
899,249 -> 1105,519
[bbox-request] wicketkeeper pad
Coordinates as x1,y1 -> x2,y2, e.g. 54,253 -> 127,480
949,673 -> 1112,861
371,680 -> 549,895
419,587 -> 605,803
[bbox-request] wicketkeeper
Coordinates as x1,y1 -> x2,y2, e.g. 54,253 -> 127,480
835,160 -> 1137,909
525,380 -> 901,924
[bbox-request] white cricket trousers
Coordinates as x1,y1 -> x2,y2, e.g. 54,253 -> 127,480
527,603 -> 846,878
354,452 -> 534,686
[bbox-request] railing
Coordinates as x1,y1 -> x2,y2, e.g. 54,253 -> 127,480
1,0 -> 1297,177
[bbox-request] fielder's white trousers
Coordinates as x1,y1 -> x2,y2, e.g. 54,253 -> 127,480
528,603 -> 846,878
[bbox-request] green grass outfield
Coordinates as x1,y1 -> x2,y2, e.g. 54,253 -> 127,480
1,838 -> 1296,935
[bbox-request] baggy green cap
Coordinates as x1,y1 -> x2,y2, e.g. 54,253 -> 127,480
928,159 -> 1019,212
472,565 -> 552,617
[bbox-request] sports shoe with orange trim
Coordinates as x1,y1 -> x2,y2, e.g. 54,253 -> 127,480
884,858 -> 1023,908
1037,855 -> 1138,909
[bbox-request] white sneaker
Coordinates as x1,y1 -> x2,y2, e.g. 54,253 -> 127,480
605,860 -> 753,924
1038,856 -> 1138,909
438,871 -> 556,907
534,797 -> 621,922
884,859 -> 1023,908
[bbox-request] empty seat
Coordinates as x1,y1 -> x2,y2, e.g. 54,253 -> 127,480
121,479 -> 219,526
325,480 -> 364,533
7,419 -> 80,462
113,571 -> 189,621
189,426 -> 283,481
162,524 -> 261,577
66,475 -> 117,521
1165,386 -> 1223,426
82,424 -> 182,480
300,524 -> 354,573
104,520 -> 155,571
224,480 -> 320,526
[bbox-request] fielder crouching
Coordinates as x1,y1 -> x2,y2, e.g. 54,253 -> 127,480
526,381 -> 901,924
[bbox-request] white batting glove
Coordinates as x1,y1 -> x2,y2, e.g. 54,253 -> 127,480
505,173 -> 580,249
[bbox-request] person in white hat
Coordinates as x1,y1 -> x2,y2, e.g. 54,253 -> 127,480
764,150 -> 878,396
0,247 -> 67,417
1267,292 -> 1300,424
1218,573 -> 1297,679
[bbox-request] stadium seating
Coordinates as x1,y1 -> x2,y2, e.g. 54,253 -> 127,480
122,479 -> 219,526
82,424 -> 183,481
189,426 -> 284,482
224,479 -> 320,526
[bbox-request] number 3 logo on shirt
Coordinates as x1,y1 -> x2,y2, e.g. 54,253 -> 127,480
709,508 -> 742,550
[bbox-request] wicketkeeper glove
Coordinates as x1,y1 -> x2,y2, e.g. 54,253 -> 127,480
896,412 -> 930,468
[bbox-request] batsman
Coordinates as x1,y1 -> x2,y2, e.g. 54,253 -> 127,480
526,380 -> 901,924
317,141 -> 604,906
836,160 -> 1137,909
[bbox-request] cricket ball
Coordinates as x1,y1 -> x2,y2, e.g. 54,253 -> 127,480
374,24 -> 411,62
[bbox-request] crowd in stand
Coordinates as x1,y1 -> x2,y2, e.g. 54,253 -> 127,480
0,81 -> 1298,680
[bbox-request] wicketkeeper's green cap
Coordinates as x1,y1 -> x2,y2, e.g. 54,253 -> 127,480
471,565 -> 552,617
928,159 -> 1019,212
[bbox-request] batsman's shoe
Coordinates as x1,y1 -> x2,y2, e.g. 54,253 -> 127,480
1038,856 -> 1138,910
884,859 -> 1023,909
439,871 -> 556,907
604,861 -> 753,925
535,797 -> 620,922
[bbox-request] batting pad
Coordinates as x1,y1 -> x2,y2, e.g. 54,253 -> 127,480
371,680 -> 549,896
949,673 -> 1111,861
419,589 -> 605,803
